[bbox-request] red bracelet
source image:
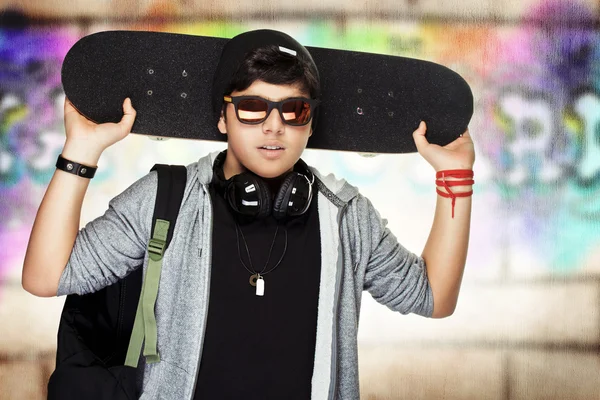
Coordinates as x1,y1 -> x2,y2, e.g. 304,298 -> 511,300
435,169 -> 474,218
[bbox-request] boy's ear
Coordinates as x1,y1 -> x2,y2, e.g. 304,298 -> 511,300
217,111 -> 227,134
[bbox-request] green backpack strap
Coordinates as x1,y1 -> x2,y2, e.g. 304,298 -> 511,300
125,165 -> 187,368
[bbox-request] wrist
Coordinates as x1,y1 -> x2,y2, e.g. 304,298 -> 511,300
62,140 -> 103,166
434,169 -> 474,218
436,184 -> 473,193
56,154 -> 98,179
434,163 -> 474,172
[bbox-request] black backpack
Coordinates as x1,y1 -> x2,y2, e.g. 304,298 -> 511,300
47,164 -> 187,400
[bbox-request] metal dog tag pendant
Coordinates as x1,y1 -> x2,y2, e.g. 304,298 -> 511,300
256,276 -> 265,296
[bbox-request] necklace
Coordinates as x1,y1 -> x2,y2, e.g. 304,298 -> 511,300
234,223 -> 288,296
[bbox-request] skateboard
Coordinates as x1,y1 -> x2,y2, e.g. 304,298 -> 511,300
61,30 -> 473,154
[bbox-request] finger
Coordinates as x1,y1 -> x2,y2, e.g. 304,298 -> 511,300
119,98 -> 137,130
412,121 -> 429,152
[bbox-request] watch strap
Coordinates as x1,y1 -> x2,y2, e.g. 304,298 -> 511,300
55,154 -> 97,179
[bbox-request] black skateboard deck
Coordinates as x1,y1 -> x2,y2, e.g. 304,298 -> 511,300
61,30 -> 473,154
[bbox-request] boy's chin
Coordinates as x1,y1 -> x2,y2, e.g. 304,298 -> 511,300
245,165 -> 294,180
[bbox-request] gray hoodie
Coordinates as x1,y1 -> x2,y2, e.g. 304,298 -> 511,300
57,151 -> 433,399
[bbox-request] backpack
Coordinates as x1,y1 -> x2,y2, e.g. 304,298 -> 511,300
47,164 -> 187,400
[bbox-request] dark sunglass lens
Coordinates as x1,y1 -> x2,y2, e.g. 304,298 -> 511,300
282,100 -> 311,125
237,99 -> 269,122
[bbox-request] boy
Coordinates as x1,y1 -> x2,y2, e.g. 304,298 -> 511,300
22,29 -> 474,399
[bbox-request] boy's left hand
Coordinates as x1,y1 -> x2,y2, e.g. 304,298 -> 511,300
412,121 -> 475,171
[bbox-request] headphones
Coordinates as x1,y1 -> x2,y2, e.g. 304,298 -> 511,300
212,150 -> 315,220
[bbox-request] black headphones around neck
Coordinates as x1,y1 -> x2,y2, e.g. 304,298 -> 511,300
212,150 -> 315,220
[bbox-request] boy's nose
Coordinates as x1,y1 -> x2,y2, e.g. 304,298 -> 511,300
262,108 -> 285,134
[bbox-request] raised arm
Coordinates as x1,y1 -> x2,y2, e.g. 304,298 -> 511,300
412,121 -> 475,318
22,97 -> 136,297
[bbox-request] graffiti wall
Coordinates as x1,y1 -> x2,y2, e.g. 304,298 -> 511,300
1,1 -> 600,399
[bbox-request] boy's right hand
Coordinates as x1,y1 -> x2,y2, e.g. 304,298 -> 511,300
62,97 -> 136,164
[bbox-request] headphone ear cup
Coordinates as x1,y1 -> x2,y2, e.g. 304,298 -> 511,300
226,173 -> 272,219
273,172 -> 312,220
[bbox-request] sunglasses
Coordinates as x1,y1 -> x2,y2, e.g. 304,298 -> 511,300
223,95 -> 319,126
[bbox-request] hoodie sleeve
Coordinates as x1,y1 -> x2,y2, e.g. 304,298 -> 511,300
56,171 -> 158,296
356,196 -> 434,317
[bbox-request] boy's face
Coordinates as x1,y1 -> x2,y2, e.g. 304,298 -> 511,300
217,80 -> 313,180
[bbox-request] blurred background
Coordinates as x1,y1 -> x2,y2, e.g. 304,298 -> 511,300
1,0 -> 599,399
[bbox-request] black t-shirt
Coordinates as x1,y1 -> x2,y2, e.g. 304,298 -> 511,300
193,183 -> 321,400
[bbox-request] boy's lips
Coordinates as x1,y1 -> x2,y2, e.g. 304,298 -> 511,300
257,145 -> 285,159
257,143 -> 286,150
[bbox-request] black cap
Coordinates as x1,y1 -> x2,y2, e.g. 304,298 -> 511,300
211,29 -> 320,125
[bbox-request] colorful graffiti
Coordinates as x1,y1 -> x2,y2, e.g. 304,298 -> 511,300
1,0 -> 600,284
0,27 -> 79,281
476,1 -> 600,271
